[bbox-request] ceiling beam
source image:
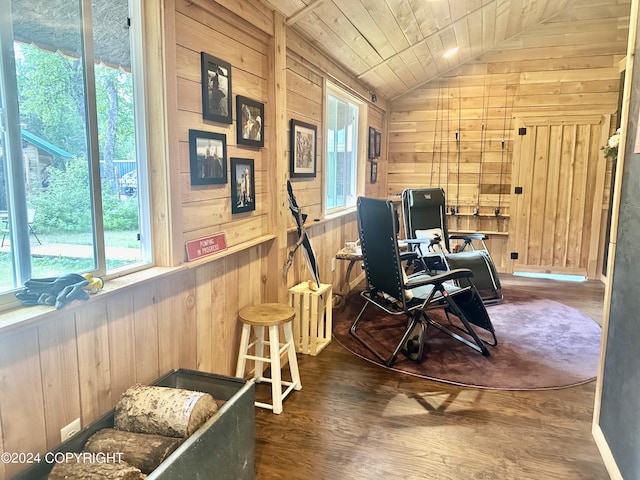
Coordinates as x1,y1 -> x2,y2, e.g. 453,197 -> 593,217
286,0 -> 325,26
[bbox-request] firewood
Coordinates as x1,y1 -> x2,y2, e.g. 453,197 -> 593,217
114,384 -> 218,438
84,428 -> 182,474
48,459 -> 144,479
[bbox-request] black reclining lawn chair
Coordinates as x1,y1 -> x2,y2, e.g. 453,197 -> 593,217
401,188 -> 503,304
350,196 -> 497,367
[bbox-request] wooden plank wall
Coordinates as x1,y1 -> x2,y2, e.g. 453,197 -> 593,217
175,0 -> 272,249
388,3 -> 628,273
0,249 -> 267,478
0,2 -> 381,478
509,116 -> 611,277
283,29 -> 385,291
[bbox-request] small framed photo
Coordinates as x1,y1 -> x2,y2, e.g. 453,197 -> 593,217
290,119 -> 317,178
375,130 -> 381,157
230,158 -> 256,213
201,52 -> 232,124
368,127 -> 376,159
189,129 -> 227,185
370,161 -> 378,184
236,96 -> 264,147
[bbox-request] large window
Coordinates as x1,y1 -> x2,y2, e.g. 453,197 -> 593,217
325,84 -> 364,214
0,0 -> 150,302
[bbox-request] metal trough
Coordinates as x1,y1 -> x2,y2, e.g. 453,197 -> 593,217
13,369 -> 255,480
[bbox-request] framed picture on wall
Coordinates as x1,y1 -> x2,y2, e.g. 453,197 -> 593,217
370,161 -> 378,184
236,96 -> 264,147
230,158 -> 256,213
201,52 -> 232,124
368,127 -> 376,159
375,130 -> 381,157
290,119 -> 317,178
189,129 -> 227,185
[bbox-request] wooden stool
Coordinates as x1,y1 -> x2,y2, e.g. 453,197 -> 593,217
235,303 -> 302,414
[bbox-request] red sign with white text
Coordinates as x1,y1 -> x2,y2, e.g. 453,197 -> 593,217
185,233 -> 227,261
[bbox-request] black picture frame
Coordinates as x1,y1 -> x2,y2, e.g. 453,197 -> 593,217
370,161 -> 378,184
368,127 -> 376,159
201,52 -> 232,124
189,129 -> 227,185
290,119 -> 317,178
230,158 -> 256,213
375,130 -> 382,157
236,96 -> 264,147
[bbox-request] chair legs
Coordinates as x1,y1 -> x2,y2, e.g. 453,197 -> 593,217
29,224 -> 42,245
444,288 -> 498,347
1,219 -> 8,247
350,287 -> 494,366
349,300 -> 427,367
422,285 -> 492,356
400,320 -> 426,362
0,224 -> 42,246
350,300 -> 424,367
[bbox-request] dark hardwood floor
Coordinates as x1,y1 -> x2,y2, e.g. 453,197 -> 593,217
254,274 -> 609,479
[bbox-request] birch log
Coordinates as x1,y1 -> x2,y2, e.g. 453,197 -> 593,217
84,428 -> 182,474
114,384 -> 218,438
48,460 -> 143,479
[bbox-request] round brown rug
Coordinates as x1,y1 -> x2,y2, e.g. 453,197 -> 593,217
332,289 -> 602,390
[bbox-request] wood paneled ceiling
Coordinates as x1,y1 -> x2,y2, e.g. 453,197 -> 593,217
260,0 -> 632,101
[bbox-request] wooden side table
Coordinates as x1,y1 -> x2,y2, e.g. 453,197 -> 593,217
334,247 -> 363,310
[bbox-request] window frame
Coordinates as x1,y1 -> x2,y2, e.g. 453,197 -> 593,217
323,81 -> 367,217
0,0 -> 152,311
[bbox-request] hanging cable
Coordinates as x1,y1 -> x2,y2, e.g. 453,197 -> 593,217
476,76 -> 489,217
502,80 -> 515,217
438,82 -> 444,188
430,83 -> 441,186
443,82 -> 451,201
497,78 -> 509,217
497,78 -> 516,217
454,77 -> 461,215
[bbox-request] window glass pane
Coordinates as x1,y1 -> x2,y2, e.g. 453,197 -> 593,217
93,0 -> 143,270
325,88 -> 359,213
0,0 -> 147,297
326,95 -> 339,209
4,0 -> 96,291
0,90 -> 12,292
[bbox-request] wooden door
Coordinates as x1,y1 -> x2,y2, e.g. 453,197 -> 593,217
509,115 -> 611,279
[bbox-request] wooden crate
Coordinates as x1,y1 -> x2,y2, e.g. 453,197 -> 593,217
288,282 -> 333,355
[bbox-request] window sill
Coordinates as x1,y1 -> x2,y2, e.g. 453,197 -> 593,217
324,207 -> 357,221
284,208 -> 357,234
0,265 -> 179,337
0,234 -> 276,338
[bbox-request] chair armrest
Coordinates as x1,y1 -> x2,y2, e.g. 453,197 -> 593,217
404,268 -> 473,289
399,251 -> 419,262
404,237 -> 441,247
403,238 -> 429,244
450,233 -> 488,241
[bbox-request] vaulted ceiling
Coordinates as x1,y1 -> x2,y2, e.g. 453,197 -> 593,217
260,0 -> 632,101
